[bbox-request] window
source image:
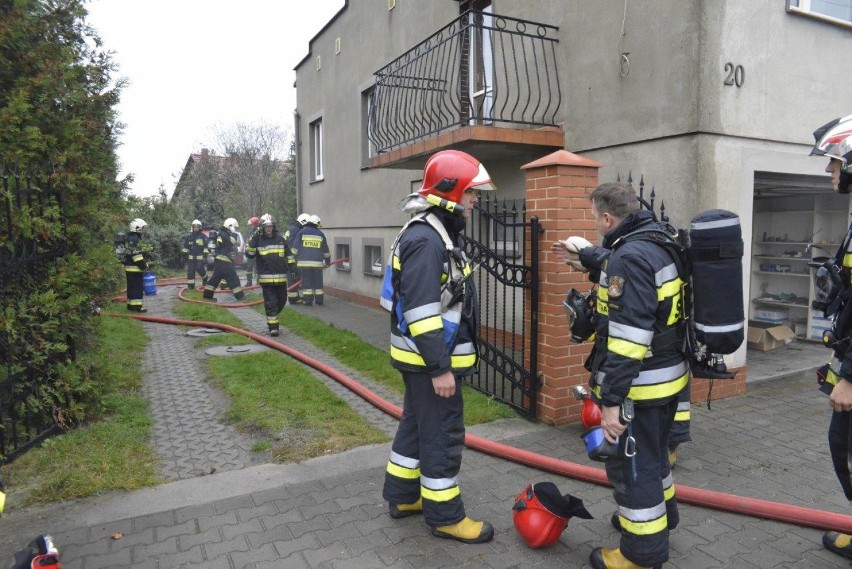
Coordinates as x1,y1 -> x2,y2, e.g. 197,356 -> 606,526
362,87 -> 376,168
309,118 -> 323,181
335,240 -> 351,272
788,0 -> 852,26
363,239 -> 384,277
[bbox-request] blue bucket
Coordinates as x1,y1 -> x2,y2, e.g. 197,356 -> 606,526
143,271 -> 157,296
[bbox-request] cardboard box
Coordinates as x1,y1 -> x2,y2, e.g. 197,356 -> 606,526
752,308 -> 789,323
747,320 -> 797,351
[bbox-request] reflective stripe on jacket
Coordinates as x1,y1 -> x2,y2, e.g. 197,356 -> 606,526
246,230 -> 294,285
292,225 -> 330,268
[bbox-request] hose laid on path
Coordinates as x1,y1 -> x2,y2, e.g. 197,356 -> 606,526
108,306 -> 852,535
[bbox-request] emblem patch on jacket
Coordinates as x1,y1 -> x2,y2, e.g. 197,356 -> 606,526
608,275 -> 625,298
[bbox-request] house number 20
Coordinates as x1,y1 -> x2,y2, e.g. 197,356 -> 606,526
724,63 -> 745,87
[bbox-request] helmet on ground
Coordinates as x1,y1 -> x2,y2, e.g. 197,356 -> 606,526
811,115 -> 852,194
224,217 -> 239,232
297,213 -> 310,226
309,214 -> 321,226
418,150 -> 495,212
248,216 -> 260,227
512,482 -> 592,549
191,219 -> 202,229
260,213 -> 275,228
129,218 -> 148,233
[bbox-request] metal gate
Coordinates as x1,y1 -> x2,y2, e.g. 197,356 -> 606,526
461,193 -> 540,416
0,168 -> 72,463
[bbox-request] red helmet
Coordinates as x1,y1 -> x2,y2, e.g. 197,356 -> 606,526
248,216 -> 260,227
512,482 -> 592,549
417,150 -> 495,211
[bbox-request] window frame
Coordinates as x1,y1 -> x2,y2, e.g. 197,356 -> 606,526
363,239 -> 384,278
787,0 -> 852,28
309,117 -> 324,182
335,238 -> 351,272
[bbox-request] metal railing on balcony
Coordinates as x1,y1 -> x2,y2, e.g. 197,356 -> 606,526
369,10 -> 561,154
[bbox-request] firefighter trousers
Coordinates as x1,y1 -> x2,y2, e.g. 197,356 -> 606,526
668,382 -> 691,449
203,261 -> 244,300
383,371 -> 466,527
125,270 -> 144,311
828,409 -> 852,500
186,259 -> 207,287
261,285 -> 288,332
605,397 -> 678,568
299,267 -> 324,305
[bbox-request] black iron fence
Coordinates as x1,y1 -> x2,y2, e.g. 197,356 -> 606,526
369,10 -> 561,154
0,168 -> 72,463
461,193 -> 540,416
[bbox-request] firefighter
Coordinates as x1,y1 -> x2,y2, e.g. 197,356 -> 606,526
181,219 -> 209,289
246,214 -> 294,336
292,214 -> 330,306
123,218 -> 151,312
808,115 -> 852,561
283,213 -> 310,304
560,182 -> 687,569
203,217 -> 245,302
380,150 -> 496,544
244,216 -> 260,286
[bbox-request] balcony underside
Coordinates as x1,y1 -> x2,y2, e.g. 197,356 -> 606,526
369,124 -> 564,170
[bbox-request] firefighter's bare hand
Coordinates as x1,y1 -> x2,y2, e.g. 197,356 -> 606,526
830,378 -> 852,412
432,371 -> 456,398
601,405 -> 626,444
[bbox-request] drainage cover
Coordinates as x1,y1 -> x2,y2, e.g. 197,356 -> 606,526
187,328 -> 224,337
205,345 -> 269,356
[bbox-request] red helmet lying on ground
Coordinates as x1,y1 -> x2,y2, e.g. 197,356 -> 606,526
512,482 -> 593,548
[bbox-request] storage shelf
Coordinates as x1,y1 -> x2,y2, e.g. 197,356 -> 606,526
752,298 -> 809,309
752,255 -> 810,261
754,241 -> 842,247
752,270 -> 809,277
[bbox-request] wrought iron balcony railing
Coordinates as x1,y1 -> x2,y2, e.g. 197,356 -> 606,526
368,10 -> 561,155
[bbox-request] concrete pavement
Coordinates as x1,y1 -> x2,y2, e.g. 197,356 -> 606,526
0,284 -> 849,568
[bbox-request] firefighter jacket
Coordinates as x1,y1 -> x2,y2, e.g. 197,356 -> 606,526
380,209 -> 478,377
215,226 -> 239,263
283,222 -> 301,249
292,224 -> 330,268
123,231 -> 149,273
181,230 -> 209,261
246,230 -> 294,285
588,210 -> 689,407
824,221 -> 852,386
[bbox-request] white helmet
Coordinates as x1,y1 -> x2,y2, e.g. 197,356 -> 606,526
224,217 -> 239,232
191,219 -> 202,228
811,114 -> 852,194
260,213 -> 275,227
309,214 -> 321,227
297,213 -> 310,226
129,218 -> 147,233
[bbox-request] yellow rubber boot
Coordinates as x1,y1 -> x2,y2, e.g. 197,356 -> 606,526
388,497 -> 422,519
590,547 -> 660,569
824,532 -> 852,560
431,517 -> 494,544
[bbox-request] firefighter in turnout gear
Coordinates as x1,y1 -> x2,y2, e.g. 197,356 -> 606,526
807,115 -> 852,561
283,214 -> 310,304
182,219 -> 209,289
380,150 -> 496,544
246,214 -> 294,336
557,182 -> 687,569
292,214 -> 330,306
123,218 -> 151,312
244,216 -> 260,286
203,218 -> 245,302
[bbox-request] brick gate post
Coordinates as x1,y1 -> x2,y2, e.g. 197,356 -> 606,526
522,150 -> 602,425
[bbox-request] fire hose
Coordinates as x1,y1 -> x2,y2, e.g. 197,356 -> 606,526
108,270 -> 852,535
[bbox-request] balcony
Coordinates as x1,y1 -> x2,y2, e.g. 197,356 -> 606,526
368,10 -> 564,169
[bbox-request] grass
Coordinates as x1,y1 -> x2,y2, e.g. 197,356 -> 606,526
206,351 -> 389,462
2,310 -> 161,507
277,306 -> 518,425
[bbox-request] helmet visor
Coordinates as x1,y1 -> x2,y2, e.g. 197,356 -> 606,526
469,163 -> 496,192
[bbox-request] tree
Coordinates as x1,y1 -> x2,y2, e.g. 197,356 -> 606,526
174,122 -> 296,228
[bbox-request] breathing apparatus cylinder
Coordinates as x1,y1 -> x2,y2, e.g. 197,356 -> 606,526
688,210 -> 745,355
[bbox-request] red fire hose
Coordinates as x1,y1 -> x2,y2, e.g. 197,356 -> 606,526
107,309 -> 852,536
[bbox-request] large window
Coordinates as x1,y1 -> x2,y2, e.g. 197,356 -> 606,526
788,0 -> 852,26
309,118 -> 324,181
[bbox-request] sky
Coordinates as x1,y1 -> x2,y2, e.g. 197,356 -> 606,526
85,0 -> 346,199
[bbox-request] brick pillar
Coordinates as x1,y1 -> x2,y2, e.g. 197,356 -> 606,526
522,150 -> 602,426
